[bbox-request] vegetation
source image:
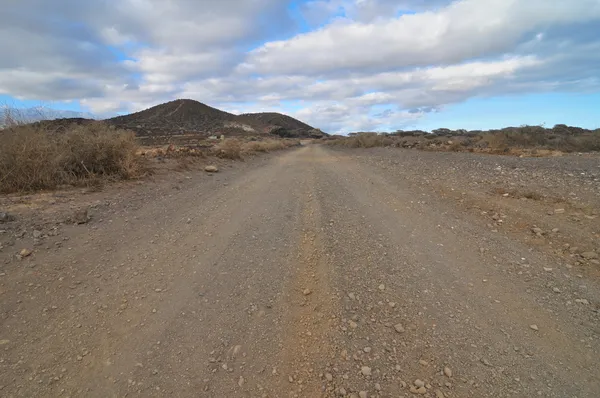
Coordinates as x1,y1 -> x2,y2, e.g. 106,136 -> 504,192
0,122 -> 142,193
326,125 -> 600,154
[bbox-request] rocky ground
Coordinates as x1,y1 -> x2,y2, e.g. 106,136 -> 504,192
0,145 -> 598,397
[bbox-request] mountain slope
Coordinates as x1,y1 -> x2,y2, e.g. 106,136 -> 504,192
239,112 -> 327,138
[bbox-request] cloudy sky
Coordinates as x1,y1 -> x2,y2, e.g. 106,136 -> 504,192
1,0 -> 600,133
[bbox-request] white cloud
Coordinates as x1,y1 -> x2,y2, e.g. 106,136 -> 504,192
0,0 -> 599,132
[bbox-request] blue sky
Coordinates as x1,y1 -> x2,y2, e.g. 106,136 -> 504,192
1,0 -> 600,133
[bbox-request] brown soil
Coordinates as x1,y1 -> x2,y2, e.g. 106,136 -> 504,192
0,145 -> 598,397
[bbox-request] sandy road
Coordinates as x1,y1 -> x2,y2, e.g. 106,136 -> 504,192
1,145 -> 599,397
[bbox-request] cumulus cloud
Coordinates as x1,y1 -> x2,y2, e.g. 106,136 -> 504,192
1,0 -> 599,132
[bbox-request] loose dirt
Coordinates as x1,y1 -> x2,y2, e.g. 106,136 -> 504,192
0,145 -> 598,397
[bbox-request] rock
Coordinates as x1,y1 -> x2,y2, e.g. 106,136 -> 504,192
435,390 -> 445,398
339,387 -> 347,395
530,324 -> 539,331
0,212 -> 15,223
325,373 -> 333,382
238,376 -> 245,387
575,299 -> 590,305
361,366 -> 372,376
303,288 -> 312,296
348,292 -> 356,300
33,230 -> 42,239
363,347 -> 372,353
378,284 -> 386,291
410,386 -> 418,394
414,379 -> 425,388
19,248 -> 32,258
374,383 -> 381,391
554,208 -> 565,214
73,208 -> 90,224
416,387 -> 427,394
359,391 -> 368,398
394,323 -> 405,333
419,359 -> 428,366
531,227 -> 543,235
581,251 -> 598,260
444,366 -> 452,377
204,165 -> 219,173
349,320 -> 358,329
543,267 -> 553,272
552,287 -> 561,293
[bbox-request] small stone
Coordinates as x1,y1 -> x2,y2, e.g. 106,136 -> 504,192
73,208 -> 90,224
552,287 -> 561,293
394,323 -> 405,333
374,383 -> 381,391
339,387 -> 347,395
388,301 -> 396,308
378,284 -> 385,291
552,228 -> 560,233
303,288 -> 312,296
363,347 -> 371,353
19,248 -> 32,258
554,209 -> 565,214
348,292 -> 356,300
416,387 -> 427,394
543,267 -> 553,272
414,379 -> 425,388
531,227 -> 543,235
530,324 -> 539,331
0,212 -> 15,223
435,389 -> 445,398
575,299 -> 590,305
581,252 -> 598,260
204,165 -> 219,173
419,359 -> 428,366
33,230 -> 42,239
349,320 -> 358,329
359,391 -> 368,398
361,366 -> 372,376
444,366 -> 452,377
325,373 -> 333,382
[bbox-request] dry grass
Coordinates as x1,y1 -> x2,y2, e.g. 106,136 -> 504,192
0,122 -> 142,193
214,139 -> 243,160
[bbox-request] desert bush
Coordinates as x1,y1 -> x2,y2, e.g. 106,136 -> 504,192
0,122 -> 141,193
215,138 -> 243,159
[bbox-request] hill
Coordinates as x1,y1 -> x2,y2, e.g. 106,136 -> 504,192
106,99 -> 271,136
106,99 -> 325,138
239,112 -> 326,138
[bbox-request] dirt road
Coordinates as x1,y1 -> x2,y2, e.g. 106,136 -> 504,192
1,145 -> 599,397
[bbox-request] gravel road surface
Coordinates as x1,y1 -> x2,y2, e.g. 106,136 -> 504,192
1,145 -> 599,397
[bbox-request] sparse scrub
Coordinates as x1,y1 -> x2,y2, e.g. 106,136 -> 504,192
0,122 -> 141,193
214,138 -> 243,159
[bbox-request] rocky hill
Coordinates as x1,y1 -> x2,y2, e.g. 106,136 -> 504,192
239,112 -> 326,138
105,99 -> 324,138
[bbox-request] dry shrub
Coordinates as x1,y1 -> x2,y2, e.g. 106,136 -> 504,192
0,122 -> 141,193
327,133 -> 394,148
215,139 -> 243,159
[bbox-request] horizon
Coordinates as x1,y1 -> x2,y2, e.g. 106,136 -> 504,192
1,0 -> 600,133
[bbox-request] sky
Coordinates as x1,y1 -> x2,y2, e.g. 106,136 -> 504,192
1,0 -> 600,134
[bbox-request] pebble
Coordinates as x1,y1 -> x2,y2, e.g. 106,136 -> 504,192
303,289 -> 312,296
419,359 -> 428,366
363,347 -> 372,353
325,373 -> 333,382
378,284 -> 386,291
435,390 -> 445,398
552,287 -> 561,293
530,324 -> 539,331
575,299 -> 590,305
581,252 -> 598,260
204,165 -> 219,173
361,366 -> 372,376
349,320 -> 358,329
543,267 -> 553,272
33,230 -> 42,239
359,391 -> 368,398
414,379 -> 425,388
19,248 -> 32,258
374,383 -> 381,391
444,366 -> 452,377
394,323 -> 405,333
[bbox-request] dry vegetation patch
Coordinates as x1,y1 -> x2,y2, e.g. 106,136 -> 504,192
0,123 -> 142,193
